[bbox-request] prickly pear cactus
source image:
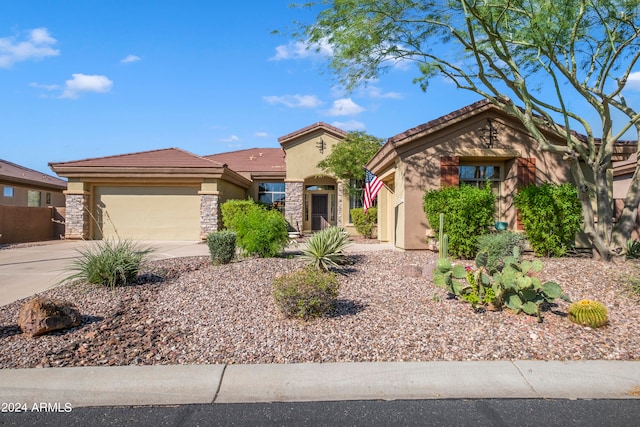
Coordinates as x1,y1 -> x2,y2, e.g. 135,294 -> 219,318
568,299 -> 608,328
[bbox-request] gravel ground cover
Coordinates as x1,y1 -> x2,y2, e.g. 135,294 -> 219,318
1,250 -> 639,369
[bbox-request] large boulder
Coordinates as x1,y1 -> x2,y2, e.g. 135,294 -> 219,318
18,297 -> 82,337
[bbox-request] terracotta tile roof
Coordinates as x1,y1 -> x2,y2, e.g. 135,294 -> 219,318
388,99 -> 493,145
278,122 -> 347,145
0,159 -> 67,190
49,148 -> 224,169
204,148 -> 285,173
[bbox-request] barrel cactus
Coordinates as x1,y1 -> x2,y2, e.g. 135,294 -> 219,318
568,299 -> 608,328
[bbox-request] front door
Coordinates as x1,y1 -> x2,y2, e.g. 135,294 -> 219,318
311,194 -> 329,230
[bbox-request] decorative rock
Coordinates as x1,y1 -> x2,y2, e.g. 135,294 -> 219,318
422,260 -> 436,281
397,264 -> 423,278
18,297 -> 82,337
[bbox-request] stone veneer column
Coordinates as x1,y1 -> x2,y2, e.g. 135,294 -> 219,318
336,181 -> 343,227
285,181 -> 304,233
199,193 -> 219,238
65,193 -> 90,239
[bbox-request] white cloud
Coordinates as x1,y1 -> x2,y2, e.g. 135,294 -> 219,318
29,82 -> 59,91
263,94 -> 323,109
331,120 -> 366,131
365,86 -> 403,99
0,27 -> 60,68
270,38 -> 333,61
221,135 -> 240,143
254,131 -> 269,137
60,74 -> 113,99
626,71 -> 640,91
326,98 -> 365,116
120,54 -> 141,63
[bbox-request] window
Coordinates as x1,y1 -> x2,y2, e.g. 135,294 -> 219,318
46,192 -> 51,205
258,182 -> 286,213
459,165 -> 501,186
348,179 -> 366,223
27,190 -> 41,207
3,186 -> 13,197
305,185 -> 335,191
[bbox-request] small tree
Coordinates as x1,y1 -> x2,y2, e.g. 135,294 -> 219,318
317,131 -> 384,198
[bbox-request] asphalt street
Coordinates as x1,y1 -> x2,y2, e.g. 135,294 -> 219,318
1,399 -> 640,427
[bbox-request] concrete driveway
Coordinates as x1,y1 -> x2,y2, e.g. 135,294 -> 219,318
0,240 -> 210,306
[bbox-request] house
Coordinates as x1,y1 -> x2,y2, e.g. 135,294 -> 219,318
1,159 -> 67,244
49,123 -> 355,240
1,159 -> 66,207
365,99 -> 638,250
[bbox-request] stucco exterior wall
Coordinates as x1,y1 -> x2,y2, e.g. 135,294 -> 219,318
283,130 -> 343,181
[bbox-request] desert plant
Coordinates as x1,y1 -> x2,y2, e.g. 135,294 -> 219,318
206,230 -> 236,265
61,239 -> 153,288
514,183 -> 582,257
301,226 -> 350,271
220,199 -> 256,230
424,184 -> 496,259
475,231 -> 527,273
568,299 -> 609,328
350,207 -> 377,239
435,213 -> 452,273
626,239 -> 640,260
434,247 -> 571,321
272,267 -> 340,319
231,203 -> 289,257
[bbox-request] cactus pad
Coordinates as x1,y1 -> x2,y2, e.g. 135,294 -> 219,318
568,299 -> 608,328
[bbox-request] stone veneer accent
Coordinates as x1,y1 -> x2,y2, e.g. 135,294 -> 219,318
65,193 -> 90,239
285,181 -> 303,233
200,194 -> 219,238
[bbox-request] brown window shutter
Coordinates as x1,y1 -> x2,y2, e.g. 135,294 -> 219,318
516,158 -> 536,230
440,156 -> 460,188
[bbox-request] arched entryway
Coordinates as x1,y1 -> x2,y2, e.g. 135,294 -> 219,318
303,175 -> 338,232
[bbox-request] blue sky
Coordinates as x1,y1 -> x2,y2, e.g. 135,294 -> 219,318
1,1 -> 638,176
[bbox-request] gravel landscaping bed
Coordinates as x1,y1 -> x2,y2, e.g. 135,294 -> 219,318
1,250 -> 639,369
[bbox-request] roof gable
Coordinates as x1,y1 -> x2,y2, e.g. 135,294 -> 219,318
0,159 -> 67,190
278,122 -> 347,146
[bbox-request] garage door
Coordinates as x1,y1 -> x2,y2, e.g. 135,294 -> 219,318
94,186 -> 201,240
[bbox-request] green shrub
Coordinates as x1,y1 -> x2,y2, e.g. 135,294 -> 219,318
626,239 -> 640,260
424,184 -> 496,259
301,226 -> 350,271
206,230 -> 236,265
350,207 -> 377,239
61,240 -> 153,288
233,204 -> 289,257
475,231 -> 527,273
273,267 -> 340,319
221,199 -> 256,230
513,183 -> 582,257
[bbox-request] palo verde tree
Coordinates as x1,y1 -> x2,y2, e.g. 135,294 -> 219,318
296,0 -> 640,261
317,131 -> 384,197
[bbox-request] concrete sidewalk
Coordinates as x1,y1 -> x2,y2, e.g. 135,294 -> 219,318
0,361 -> 638,408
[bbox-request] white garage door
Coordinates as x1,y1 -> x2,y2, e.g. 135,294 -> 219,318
94,186 -> 201,240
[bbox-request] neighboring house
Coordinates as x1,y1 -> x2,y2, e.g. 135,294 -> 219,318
0,159 -> 66,207
0,159 -> 67,244
49,123 -> 355,240
365,99 -> 638,250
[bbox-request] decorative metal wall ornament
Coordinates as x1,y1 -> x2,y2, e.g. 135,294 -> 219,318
316,138 -> 325,153
482,118 -> 498,148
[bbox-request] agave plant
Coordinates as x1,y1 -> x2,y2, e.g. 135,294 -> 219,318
301,226 -> 350,271
61,239 -> 153,288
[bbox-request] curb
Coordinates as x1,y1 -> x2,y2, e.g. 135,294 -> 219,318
1,361 -> 639,408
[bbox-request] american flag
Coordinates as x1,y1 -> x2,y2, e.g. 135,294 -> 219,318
364,168 -> 383,213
